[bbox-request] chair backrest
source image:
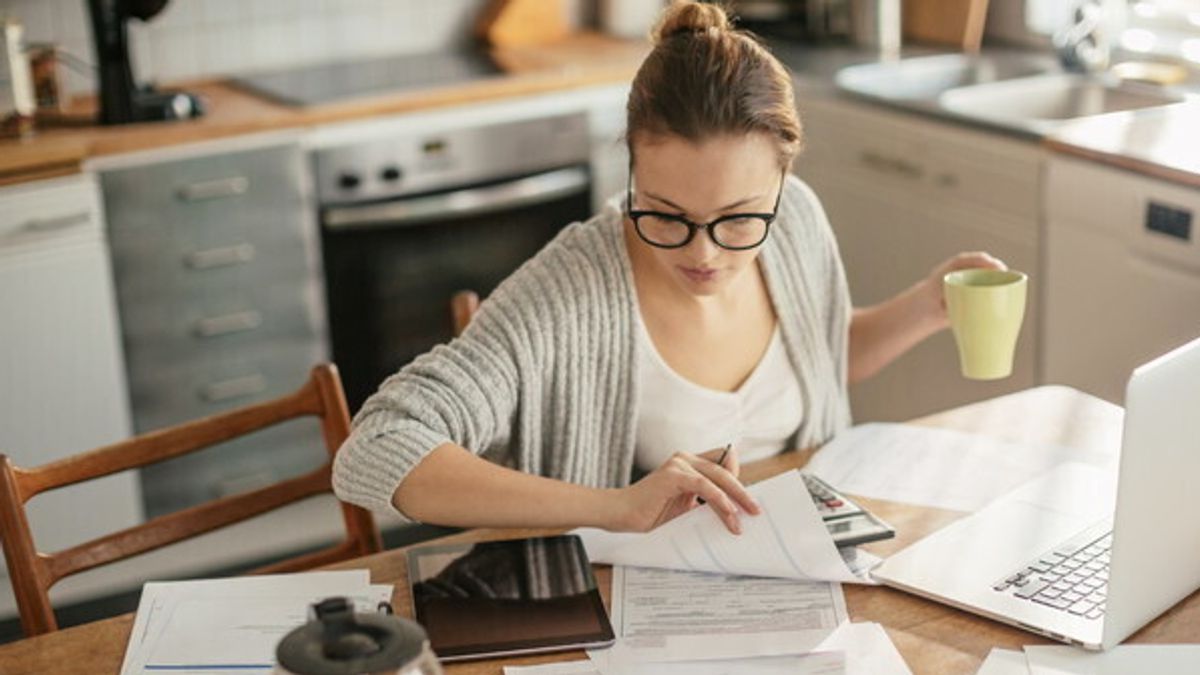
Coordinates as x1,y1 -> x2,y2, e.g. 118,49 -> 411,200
0,364 -> 381,637
450,290 -> 481,337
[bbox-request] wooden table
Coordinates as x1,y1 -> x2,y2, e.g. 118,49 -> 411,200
2,386 -> 1197,674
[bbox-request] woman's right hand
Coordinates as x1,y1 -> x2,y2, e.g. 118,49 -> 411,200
609,447 -> 761,534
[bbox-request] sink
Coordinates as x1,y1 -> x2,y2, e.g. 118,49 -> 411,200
833,52 -> 1191,136
938,73 -> 1187,129
835,53 -> 1058,102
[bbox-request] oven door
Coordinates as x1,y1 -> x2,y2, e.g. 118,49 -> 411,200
321,166 -> 593,412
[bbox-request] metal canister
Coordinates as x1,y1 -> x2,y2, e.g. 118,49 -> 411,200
274,597 -> 443,675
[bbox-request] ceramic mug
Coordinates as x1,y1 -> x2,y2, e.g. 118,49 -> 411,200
944,269 -> 1028,380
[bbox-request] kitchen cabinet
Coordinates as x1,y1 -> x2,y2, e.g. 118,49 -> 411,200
0,175 -> 142,590
99,139 -> 329,518
1043,156 -> 1200,404
795,94 -> 1043,422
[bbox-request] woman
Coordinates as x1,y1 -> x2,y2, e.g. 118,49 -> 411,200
332,0 -> 1003,535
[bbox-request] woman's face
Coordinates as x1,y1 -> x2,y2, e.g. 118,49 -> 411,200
627,132 -> 783,298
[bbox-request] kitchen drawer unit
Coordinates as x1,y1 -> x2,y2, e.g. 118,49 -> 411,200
99,140 -> 329,518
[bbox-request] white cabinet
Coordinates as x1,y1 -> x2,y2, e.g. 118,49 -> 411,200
0,174 -> 142,601
1043,156 -> 1200,404
795,94 -> 1043,421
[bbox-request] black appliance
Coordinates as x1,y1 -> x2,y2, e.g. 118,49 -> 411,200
314,111 -> 594,411
86,0 -> 204,124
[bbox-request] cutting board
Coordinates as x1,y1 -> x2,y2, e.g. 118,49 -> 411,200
903,0 -> 991,52
477,0 -> 571,48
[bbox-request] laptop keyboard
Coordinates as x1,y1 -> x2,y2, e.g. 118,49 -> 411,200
991,520 -> 1112,621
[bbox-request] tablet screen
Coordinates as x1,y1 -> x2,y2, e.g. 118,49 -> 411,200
408,535 -> 615,662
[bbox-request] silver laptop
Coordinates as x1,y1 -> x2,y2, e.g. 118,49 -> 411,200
872,335 -> 1200,650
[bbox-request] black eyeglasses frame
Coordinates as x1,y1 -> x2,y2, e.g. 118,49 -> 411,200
625,167 -> 787,251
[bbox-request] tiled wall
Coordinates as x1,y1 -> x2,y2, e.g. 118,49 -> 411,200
0,0 -> 588,97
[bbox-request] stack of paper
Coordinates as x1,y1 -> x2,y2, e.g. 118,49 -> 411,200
805,423 -> 1117,513
119,570 -> 392,674
574,470 -> 879,583
551,472 -> 908,674
979,645 -> 1200,674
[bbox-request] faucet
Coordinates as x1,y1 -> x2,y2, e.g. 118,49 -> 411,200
1054,0 -> 1113,74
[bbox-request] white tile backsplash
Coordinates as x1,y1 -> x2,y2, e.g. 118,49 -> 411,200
0,0 -> 589,97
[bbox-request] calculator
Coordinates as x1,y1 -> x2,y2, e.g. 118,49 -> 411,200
802,472 -> 895,548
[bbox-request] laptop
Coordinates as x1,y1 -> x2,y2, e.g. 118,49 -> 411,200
872,335 -> 1200,650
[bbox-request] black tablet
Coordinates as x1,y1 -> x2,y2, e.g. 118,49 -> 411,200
407,534 -> 616,662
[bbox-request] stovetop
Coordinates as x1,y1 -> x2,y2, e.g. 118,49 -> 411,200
232,49 -> 504,107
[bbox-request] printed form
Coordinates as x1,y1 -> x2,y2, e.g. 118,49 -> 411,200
574,470 -> 878,583
598,565 -> 847,663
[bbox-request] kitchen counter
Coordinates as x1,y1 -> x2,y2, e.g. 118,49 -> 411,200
0,32 -> 650,186
1045,101 -> 1200,189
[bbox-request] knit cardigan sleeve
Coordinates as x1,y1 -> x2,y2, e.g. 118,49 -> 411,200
330,212 -> 636,517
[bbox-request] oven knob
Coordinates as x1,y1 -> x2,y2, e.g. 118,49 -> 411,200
338,172 -> 361,190
380,166 -> 403,182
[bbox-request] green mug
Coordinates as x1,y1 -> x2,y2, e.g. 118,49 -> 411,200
943,269 -> 1028,380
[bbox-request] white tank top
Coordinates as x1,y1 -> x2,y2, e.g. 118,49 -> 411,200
634,314 -> 804,474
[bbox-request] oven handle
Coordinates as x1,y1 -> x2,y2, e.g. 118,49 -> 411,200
322,166 -> 590,230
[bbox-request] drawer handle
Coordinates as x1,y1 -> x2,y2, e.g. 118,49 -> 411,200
14,211 -> 91,236
177,176 -> 250,202
184,243 -> 256,270
193,310 -> 263,338
200,374 -> 267,403
858,151 -> 924,180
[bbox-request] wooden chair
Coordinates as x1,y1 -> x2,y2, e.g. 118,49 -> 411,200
450,290 -> 481,337
0,364 -> 382,637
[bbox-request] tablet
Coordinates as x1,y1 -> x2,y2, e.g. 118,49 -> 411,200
407,534 -> 615,662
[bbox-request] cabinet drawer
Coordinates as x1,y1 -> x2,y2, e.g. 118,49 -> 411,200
119,275 -> 325,363
108,213 -> 319,307
100,144 -> 307,242
0,174 -> 102,250
126,339 -> 326,432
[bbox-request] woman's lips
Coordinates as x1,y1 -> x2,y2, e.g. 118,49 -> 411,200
679,266 -> 718,283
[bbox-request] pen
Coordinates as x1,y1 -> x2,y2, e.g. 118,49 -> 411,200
714,443 -> 731,468
697,444 -> 733,506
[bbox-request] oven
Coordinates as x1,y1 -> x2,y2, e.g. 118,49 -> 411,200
314,112 -> 594,411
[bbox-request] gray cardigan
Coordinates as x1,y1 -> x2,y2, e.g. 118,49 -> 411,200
332,174 -> 853,517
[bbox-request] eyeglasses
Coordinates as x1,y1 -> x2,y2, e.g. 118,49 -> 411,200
626,168 -> 785,251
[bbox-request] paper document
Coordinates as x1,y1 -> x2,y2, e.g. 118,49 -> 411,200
812,622 -> 912,675
1025,644 -> 1200,674
978,648 -> 1031,675
506,654 -> 846,675
575,470 -> 874,583
591,565 -> 846,665
120,571 -> 392,675
805,423 -> 1116,513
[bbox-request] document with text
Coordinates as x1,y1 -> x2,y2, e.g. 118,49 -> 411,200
805,423 -> 1117,513
593,565 -> 847,664
574,470 -> 875,583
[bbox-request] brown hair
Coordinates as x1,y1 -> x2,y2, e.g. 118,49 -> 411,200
626,0 -> 802,168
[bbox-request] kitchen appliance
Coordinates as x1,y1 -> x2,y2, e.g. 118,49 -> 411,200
86,0 -> 203,124
315,112 -> 592,412
1043,156 -> 1200,405
233,50 -> 502,108
731,0 -> 853,42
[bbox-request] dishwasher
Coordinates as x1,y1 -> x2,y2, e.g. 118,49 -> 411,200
1042,155 -> 1200,404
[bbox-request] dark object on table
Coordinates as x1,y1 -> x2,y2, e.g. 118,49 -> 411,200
276,597 -> 444,675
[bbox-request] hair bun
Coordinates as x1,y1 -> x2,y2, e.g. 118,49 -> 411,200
652,1 -> 731,43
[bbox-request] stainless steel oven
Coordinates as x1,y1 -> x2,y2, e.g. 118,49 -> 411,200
314,112 -> 593,411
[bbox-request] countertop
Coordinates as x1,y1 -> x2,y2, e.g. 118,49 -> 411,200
3,31 -> 1198,190
1044,101 -> 1200,189
0,32 -> 651,186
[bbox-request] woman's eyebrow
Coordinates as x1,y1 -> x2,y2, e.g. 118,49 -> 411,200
643,190 -> 763,212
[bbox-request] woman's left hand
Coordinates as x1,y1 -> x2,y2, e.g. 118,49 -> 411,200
919,251 -> 1008,330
